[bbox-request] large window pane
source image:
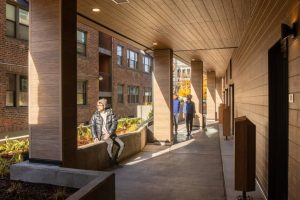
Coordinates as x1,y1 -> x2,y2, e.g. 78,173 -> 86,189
6,4 -> 15,21
6,20 -> 15,37
19,24 -> 28,40
77,81 -> 87,105
127,50 -> 138,69
6,74 -> 16,107
18,92 -> 28,106
117,84 -> 123,103
19,76 -> 28,106
77,43 -> 86,55
117,46 -> 123,65
6,91 -> 15,107
128,86 -> 139,104
77,31 -> 87,55
77,31 -> 86,43
19,9 -> 29,25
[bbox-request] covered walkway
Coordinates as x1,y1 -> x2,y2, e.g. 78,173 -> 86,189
113,123 -> 226,200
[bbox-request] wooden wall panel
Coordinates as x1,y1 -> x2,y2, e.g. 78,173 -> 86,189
207,71 -> 216,120
153,49 -> 173,142
227,0 -> 300,196
229,0 -> 300,197
190,61 -> 203,127
29,0 -> 77,166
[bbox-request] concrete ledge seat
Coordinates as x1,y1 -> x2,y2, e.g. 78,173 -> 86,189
76,125 -> 147,170
10,161 -> 113,189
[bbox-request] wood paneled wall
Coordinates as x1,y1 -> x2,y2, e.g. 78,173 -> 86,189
207,71 -> 216,120
153,49 -> 173,142
29,0 -> 77,166
229,0 -> 300,198
190,61 -> 203,126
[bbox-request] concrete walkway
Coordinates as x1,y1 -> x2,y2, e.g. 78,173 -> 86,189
114,123 -> 226,200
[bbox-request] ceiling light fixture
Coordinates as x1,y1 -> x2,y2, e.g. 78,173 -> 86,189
112,0 -> 129,4
153,42 -> 158,46
92,8 -> 101,12
281,22 -> 297,40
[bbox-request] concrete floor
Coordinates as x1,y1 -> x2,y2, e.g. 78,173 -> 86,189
114,123 -> 226,200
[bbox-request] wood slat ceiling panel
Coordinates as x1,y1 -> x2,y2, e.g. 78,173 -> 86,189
78,0 -> 257,76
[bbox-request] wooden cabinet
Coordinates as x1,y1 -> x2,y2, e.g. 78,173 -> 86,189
219,103 -> 225,124
234,116 -> 256,192
223,106 -> 230,137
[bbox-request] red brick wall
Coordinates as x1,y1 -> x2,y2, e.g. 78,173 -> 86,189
0,0 -> 28,133
77,23 -> 99,124
111,39 -> 152,117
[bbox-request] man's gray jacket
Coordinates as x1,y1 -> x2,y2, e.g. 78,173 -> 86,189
90,109 -> 118,140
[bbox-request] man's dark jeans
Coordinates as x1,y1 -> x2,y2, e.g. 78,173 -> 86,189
185,113 -> 193,135
173,113 -> 179,133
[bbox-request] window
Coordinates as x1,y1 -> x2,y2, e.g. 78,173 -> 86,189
6,74 -> 16,107
117,84 -> 124,103
77,81 -> 87,105
128,86 -> 139,104
18,8 -> 29,40
77,30 -> 87,55
117,46 -> 123,66
19,75 -> 28,106
143,87 -> 152,104
143,56 -> 152,73
6,4 -> 16,37
6,3 -> 29,40
127,50 -> 138,69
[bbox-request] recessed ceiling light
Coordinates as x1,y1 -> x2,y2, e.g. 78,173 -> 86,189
192,59 -> 196,61
153,42 -> 158,46
92,8 -> 101,12
112,0 -> 129,4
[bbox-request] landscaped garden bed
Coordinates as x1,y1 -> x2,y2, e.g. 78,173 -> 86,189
0,138 -> 78,200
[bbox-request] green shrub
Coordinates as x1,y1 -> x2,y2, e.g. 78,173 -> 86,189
0,137 -> 29,156
77,123 -> 93,146
147,109 -> 153,119
117,117 -> 143,133
0,156 -> 10,178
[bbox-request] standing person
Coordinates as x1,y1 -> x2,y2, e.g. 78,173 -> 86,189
90,99 -> 125,165
173,94 -> 181,134
183,95 -> 195,136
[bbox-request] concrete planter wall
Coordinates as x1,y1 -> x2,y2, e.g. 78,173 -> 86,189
66,173 -> 115,200
76,125 -> 147,170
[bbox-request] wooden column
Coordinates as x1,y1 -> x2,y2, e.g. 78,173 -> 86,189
215,77 -> 223,120
190,61 -> 203,127
29,0 -> 77,167
207,71 -> 216,120
153,49 -> 173,142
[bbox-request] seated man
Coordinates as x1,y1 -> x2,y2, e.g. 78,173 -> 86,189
90,98 -> 125,165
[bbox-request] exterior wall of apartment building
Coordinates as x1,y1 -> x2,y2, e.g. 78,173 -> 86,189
0,0 -> 99,133
225,1 -> 300,199
0,0 -> 29,133
76,23 -> 99,124
111,39 -> 152,117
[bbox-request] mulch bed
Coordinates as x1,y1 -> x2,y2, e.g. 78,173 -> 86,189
0,175 -> 78,200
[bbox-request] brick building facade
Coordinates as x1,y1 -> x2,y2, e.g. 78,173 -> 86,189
0,0 -> 28,133
0,1 -> 152,134
111,39 -> 152,117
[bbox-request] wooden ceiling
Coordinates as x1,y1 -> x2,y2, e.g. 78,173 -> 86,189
78,0 -> 258,76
